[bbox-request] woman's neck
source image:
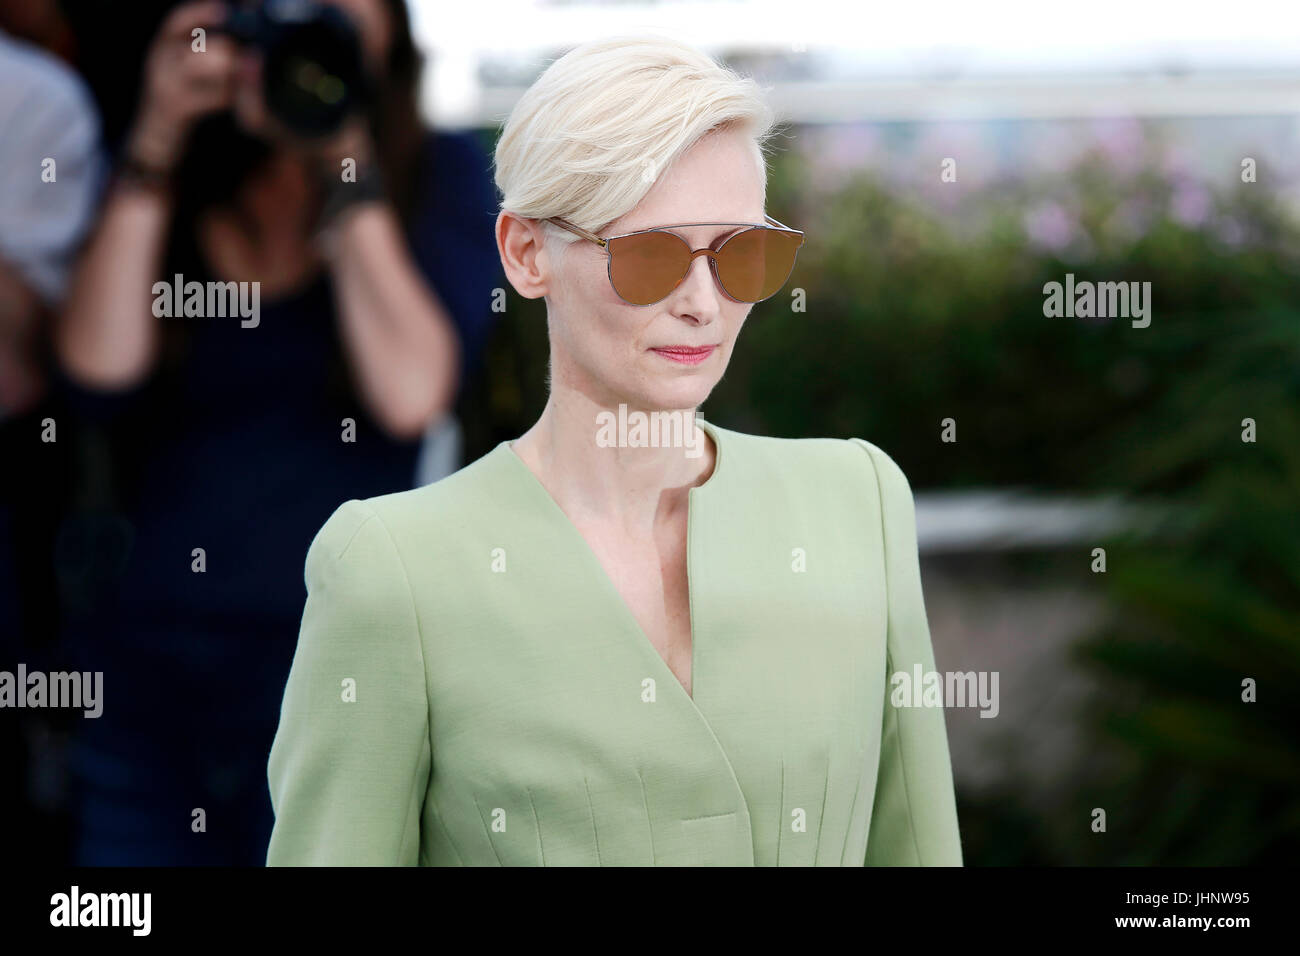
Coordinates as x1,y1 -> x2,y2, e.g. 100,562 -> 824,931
511,385 -> 716,536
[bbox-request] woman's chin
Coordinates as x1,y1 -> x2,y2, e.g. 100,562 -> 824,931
628,380 -> 717,414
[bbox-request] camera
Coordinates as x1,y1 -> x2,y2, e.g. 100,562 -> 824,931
223,0 -> 368,138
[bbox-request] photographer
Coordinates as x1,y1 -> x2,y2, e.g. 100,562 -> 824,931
51,0 -> 500,864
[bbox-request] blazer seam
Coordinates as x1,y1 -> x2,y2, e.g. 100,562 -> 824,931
437,798 -> 471,865
526,786 -> 547,865
471,796 -> 504,866
348,499 -> 433,866
584,776 -> 604,866
840,750 -> 865,866
814,747 -> 830,866
855,439 -> 924,866
776,755 -> 785,866
333,504 -> 377,559
636,767 -> 657,865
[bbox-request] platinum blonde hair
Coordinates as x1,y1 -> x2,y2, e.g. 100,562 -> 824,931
493,32 -> 780,250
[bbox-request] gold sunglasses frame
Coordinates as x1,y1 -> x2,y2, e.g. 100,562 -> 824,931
543,214 -> 806,306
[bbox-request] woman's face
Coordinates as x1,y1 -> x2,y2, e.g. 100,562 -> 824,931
545,126 -> 766,414
231,0 -> 392,137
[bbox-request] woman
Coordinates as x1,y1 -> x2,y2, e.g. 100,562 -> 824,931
53,0 -> 499,864
267,33 -> 962,866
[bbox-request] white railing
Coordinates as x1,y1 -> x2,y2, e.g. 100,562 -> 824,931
913,491 -> 1159,554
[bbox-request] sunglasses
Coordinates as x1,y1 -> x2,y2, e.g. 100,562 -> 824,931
544,215 -> 806,306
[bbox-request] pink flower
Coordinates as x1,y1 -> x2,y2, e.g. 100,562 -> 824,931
1023,201 -> 1078,253
1090,117 -> 1145,177
1170,181 -> 1212,228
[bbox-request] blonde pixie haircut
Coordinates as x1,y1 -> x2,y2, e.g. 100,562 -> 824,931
493,32 -> 779,251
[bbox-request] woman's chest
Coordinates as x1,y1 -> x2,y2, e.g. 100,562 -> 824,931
577,518 -> 695,699
409,499 -> 890,864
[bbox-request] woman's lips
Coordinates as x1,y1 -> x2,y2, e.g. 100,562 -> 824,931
650,345 -> 717,366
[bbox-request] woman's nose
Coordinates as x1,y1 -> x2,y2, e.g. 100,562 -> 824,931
671,252 -> 723,316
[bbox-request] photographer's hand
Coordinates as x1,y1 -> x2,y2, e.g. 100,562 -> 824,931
126,0 -> 237,174
307,118 -> 382,231
309,121 -> 462,441
309,117 -> 376,176
56,1 -> 234,391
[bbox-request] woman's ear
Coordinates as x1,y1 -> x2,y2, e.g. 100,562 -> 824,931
496,212 -> 552,301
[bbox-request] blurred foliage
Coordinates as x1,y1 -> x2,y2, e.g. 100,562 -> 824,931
714,141 -> 1300,492
1063,302 -> 1300,864
465,125 -> 1300,864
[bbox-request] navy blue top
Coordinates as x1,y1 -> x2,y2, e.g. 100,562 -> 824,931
52,129 -> 502,861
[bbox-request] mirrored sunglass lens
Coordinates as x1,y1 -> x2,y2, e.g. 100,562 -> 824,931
717,229 -> 801,302
609,232 -> 690,305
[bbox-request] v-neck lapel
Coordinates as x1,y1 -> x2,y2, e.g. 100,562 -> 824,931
439,416 -> 759,863
494,416 -> 725,721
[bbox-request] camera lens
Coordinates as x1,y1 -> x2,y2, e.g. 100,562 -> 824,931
259,3 -> 365,137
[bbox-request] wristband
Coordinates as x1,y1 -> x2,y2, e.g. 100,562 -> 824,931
317,159 -> 386,231
114,149 -> 173,195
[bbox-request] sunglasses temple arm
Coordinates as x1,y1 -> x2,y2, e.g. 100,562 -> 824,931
546,217 -> 607,248
764,213 -> 805,250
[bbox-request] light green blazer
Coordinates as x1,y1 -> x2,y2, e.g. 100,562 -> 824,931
266,417 -> 963,866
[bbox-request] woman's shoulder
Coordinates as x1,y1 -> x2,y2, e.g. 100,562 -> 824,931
709,422 -> 914,504
307,445 -> 519,561
707,423 -> 921,566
